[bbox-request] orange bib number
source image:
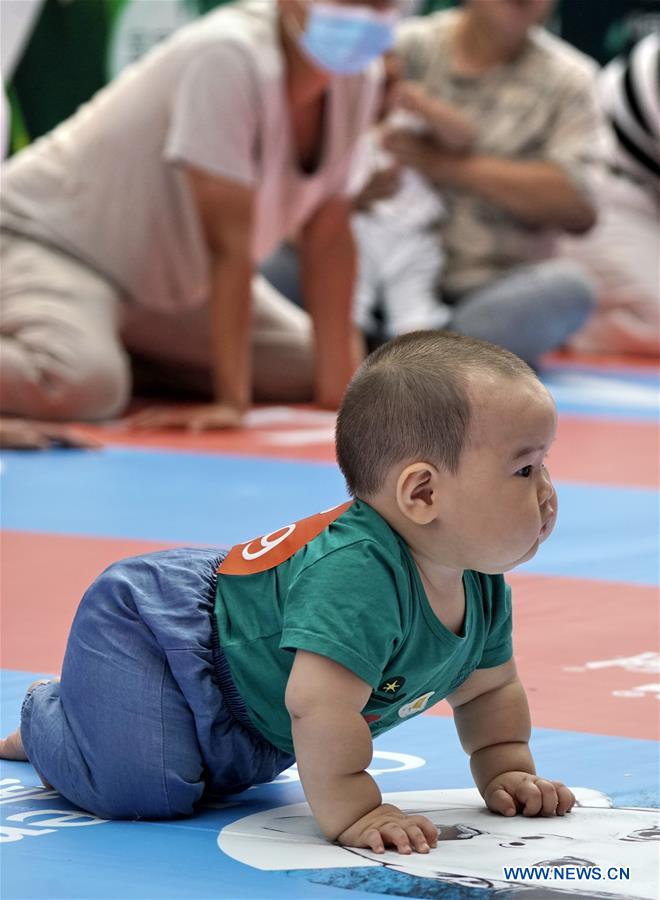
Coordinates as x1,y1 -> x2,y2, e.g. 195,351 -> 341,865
218,502 -> 353,575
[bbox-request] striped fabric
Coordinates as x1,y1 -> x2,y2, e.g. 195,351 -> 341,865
599,32 -> 660,182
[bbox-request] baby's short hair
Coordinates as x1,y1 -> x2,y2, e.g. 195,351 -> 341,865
336,331 -> 535,497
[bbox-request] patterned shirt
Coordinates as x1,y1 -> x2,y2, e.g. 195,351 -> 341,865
395,11 -> 608,294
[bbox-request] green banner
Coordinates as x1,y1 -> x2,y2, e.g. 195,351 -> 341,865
8,0 -> 658,155
420,0 -> 659,64
9,0 -> 231,152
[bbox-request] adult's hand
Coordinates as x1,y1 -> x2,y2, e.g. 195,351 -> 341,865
384,131 -> 597,230
124,403 -> 244,432
0,417 -> 102,450
391,81 -> 433,119
382,128 -> 462,186
390,82 -> 476,153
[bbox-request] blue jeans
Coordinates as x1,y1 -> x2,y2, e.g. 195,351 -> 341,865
262,247 -> 595,365
448,259 -> 596,365
20,548 -> 294,819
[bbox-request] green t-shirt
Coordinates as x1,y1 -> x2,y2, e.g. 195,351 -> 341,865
215,500 -> 512,754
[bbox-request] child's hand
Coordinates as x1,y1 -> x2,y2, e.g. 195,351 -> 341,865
353,164 -> 402,211
336,803 -> 438,855
484,772 -> 575,817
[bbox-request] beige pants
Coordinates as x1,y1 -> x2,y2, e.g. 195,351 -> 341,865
0,232 -> 314,420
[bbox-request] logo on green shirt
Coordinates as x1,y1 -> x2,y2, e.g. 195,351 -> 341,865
372,675 -> 407,705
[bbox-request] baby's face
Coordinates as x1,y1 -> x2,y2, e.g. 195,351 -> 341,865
434,375 -> 557,574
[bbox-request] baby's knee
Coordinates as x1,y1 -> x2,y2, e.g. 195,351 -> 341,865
90,780 -> 204,820
20,674 -> 205,821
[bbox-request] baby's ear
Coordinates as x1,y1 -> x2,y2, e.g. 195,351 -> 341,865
396,462 -> 440,525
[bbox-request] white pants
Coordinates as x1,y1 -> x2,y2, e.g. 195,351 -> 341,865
352,214 -> 449,339
0,232 -> 314,420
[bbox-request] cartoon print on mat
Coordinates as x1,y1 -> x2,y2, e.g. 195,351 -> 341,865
219,788 -> 659,899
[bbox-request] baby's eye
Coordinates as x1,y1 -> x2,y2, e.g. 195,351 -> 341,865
516,465 -> 533,478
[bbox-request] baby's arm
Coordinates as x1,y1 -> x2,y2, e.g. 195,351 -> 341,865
448,659 -> 575,817
286,650 -> 438,854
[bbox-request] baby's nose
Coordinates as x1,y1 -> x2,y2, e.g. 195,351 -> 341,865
538,468 -> 554,504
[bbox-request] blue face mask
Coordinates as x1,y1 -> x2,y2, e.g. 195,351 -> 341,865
297,2 -> 397,76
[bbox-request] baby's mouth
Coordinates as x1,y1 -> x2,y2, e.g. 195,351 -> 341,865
539,507 -> 555,539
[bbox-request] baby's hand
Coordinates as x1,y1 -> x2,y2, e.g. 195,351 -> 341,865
337,803 -> 438,855
485,772 -> 575,817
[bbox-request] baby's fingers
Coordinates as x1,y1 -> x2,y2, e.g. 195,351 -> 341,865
403,823 -> 432,853
515,780 -> 544,816
410,815 -> 438,848
487,787 -> 517,817
363,827 -> 385,854
535,779 -> 561,816
555,783 -> 575,815
380,822 -> 412,854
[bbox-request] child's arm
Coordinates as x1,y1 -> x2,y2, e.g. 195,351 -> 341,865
286,650 -> 438,854
448,659 -> 575,816
390,81 -> 475,153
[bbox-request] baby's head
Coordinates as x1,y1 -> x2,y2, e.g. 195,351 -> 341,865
336,331 -> 558,573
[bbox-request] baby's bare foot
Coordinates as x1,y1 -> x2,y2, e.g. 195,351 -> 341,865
0,728 -> 27,761
0,679 -> 59,788
27,677 -> 57,693
0,727 -> 53,788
